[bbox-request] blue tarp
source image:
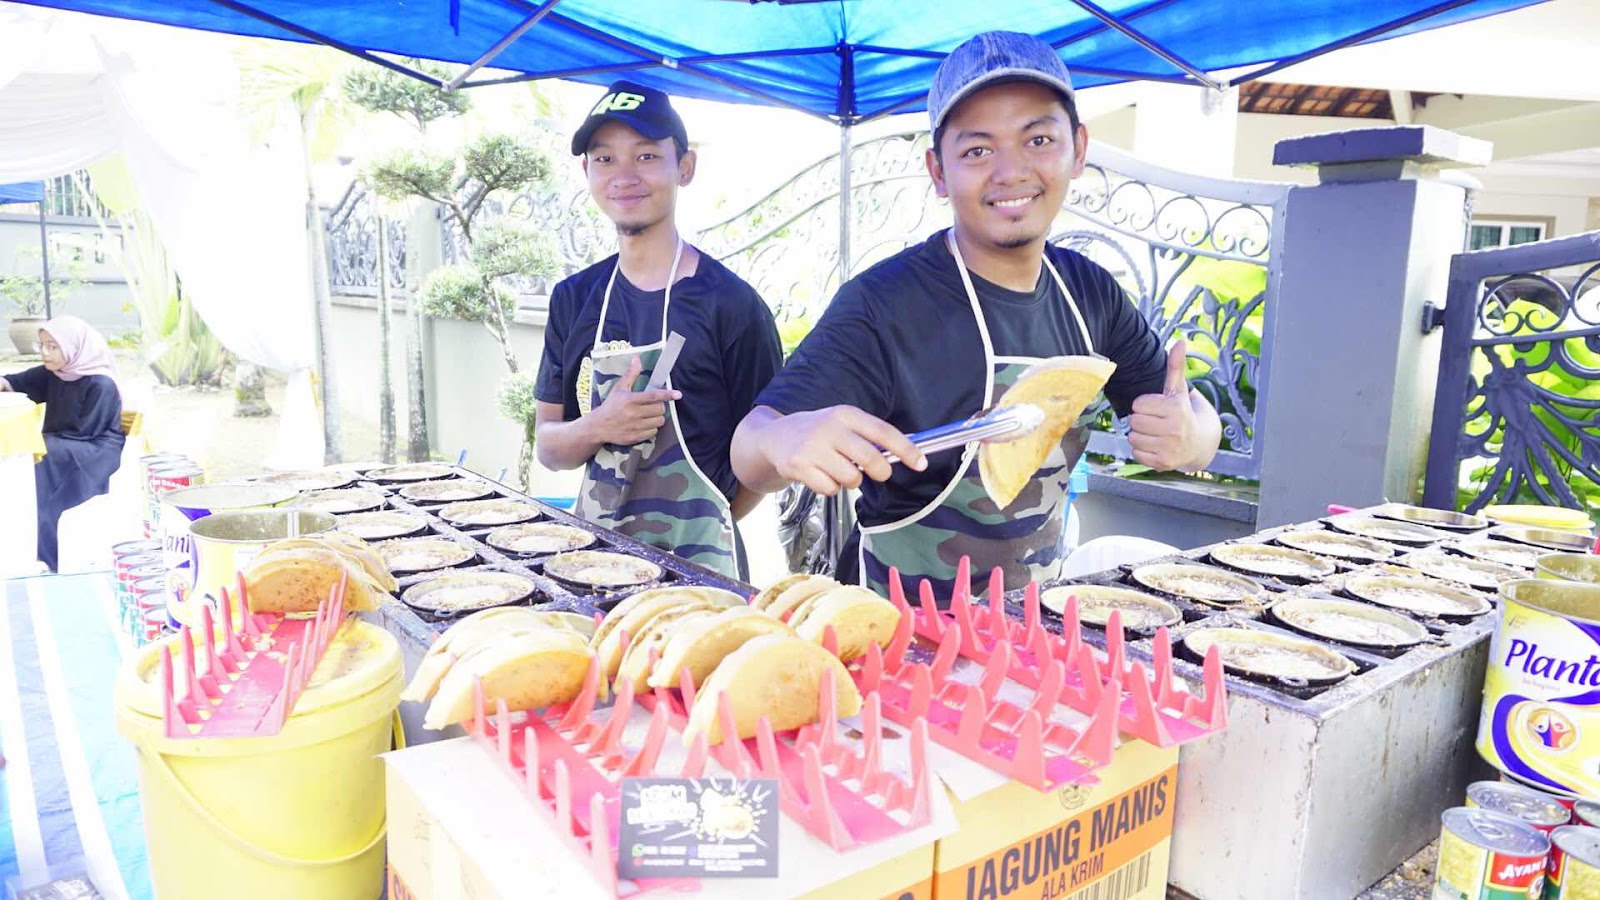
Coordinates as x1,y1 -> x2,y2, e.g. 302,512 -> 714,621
0,182 -> 44,205
10,0 -> 1548,122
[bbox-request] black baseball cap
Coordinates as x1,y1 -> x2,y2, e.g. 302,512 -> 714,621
570,80 -> 690,157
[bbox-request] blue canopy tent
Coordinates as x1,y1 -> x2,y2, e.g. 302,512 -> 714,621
6,1 -> 1551,122
4,0 -> 1550,564
0,179 -> 54,319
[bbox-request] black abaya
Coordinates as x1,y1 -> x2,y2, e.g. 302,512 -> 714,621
6,366 -> 125,571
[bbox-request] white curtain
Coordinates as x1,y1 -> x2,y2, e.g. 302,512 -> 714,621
0,5 -> 324,469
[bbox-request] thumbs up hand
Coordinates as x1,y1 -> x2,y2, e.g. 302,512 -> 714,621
1126,339 -> 1214,472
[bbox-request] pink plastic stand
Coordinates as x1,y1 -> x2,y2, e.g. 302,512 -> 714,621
850,561 -> 1228,792
467,641 -> 935,894
159,573 -> 347,739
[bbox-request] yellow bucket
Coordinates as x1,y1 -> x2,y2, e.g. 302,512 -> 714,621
1537,553 -> 1600,586
1477,579 -> 1600,797
115,618 -> 402,899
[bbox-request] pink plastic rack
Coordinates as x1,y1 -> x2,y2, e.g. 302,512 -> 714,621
849,561 -> 1227,792
159,573 -> 348,739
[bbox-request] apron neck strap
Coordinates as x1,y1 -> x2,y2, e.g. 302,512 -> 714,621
594,235 -> 687,354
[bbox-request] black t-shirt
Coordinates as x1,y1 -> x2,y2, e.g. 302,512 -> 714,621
6,366 -> 123,441
535,252 -> 782,501
757,231 -> 1168,529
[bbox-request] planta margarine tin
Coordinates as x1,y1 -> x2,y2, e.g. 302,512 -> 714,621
1477,579 -> 1600,798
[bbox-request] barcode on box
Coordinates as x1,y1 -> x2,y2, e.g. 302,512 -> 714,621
1065,851 -> 1152,900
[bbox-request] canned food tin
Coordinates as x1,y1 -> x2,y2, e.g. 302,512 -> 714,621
139,607 -> 170,644
115,551 -> 163,582
149,463 -> 204,496
112,539 -> 162,558
1498,771 -> 1579,813
1574,801 -> 1600,829
1468,781 -> 1572,833
128,575 -> 169,601
125,564 -> 167,584
1436,807 -> 1550,900
1546,825 -> 1600,899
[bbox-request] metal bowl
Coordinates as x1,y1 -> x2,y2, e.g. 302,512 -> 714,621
1343,573 -> 1492,619
1209,543 -> 1337,582
1371,503 -> 1488,532
439,499 -> 542,528
398,479 -> 495,504
1396,550 -> 1520,591
401,571 -> 536,614
1455,537 -> 1549,569
333,510 -> 430,540
1325,513 -> 1447,547
543,550 -> 663,591
485,522 -> 597,556
293,488 -> 385,514
1273,529 -> 1395,562
365,462 -> 457,482
1039,584 -> 1181,631
1268,595 -> 1428,650
257,470 -> 356,491
376,537 -> 476,574
1128,563 -> 1265,608
1490,525 -> 1593,554
1182,627 -> 1357,687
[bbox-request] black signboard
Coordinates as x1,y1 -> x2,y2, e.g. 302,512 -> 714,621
617,777 -> 780,880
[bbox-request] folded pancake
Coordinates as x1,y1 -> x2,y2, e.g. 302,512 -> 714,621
613,607 -> 722,695
401,607 -> 571,703
243,546 -> 389,613
683,634 -> 862,745
750,573 -> 812,612
594,587 -> 743,682
259,534 -> 397,592
978,356 -> 1116,510
423,629 -> 594,729
647,606 -> 796,690
790,586 -> 901,662
762,575 -> 839,621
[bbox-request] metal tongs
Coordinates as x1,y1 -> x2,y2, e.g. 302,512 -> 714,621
883,403 -> 1045,465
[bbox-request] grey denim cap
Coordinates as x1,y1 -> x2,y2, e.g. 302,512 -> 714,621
927,31 -> 1076,133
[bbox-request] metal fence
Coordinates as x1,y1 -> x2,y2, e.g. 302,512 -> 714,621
1422,230 -> 1600,515
325,186 -> 407,296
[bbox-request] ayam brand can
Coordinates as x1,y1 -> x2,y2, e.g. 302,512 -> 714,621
112,539 -> 162,558
1478,580 -> 1600,798
1574,801 -> 1600,829
1546,825 -> 1600,899
1436,807 -> 1550,900
115,551 -> 163,585
1499,771 -> 1580,814
1468,781 -> 1573,833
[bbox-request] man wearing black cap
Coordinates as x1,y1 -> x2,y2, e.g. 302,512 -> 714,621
535,81 -> 782,579
731,32 -> 1222,599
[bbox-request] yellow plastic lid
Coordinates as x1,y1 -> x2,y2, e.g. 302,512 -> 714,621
1483,505 -> 1595,534
120,617 -> 401,721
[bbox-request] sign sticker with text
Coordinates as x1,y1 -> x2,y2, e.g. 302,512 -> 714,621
618,777 -> 779,879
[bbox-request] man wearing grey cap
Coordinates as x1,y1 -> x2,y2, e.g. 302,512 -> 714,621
732,32 -> 1221,600
536,81 -> 782,579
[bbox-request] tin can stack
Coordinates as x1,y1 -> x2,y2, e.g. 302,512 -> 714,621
1435,781 -> 1600,898
139,453 -> 204,538
111,540 -> 171,644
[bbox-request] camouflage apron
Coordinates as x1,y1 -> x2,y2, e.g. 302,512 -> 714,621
572,240 -> 740,579
858,231 -> 1101,602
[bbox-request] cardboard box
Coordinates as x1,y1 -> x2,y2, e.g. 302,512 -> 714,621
384,737 -> 956,900
930,739 -> 1178,900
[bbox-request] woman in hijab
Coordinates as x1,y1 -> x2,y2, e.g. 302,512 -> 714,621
0,315 -> 125,571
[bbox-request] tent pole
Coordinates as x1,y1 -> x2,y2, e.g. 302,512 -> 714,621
37,196 -> 51,320
825,123 -> 854,574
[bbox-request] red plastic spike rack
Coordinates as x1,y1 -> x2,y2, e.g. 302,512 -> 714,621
467,638 -> 935,895
159,573 -> 348,739
848,561 -> 1227,792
